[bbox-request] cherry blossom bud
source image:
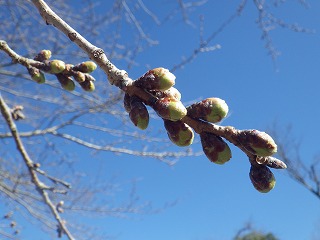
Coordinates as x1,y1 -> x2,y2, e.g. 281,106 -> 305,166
239,130 -> 277,157
129,96 -> 149,130
187,97 -> 228,123
249,165 -> 276,193
73,61 -> 97,73
56,74 -> 75,91
123,93 -> 132,113
73,71 -> 86,83
49,60 -> 66,74
256,156 -> 287,169
200,132 -> 232,164
27,66 -> 45,83
164,120 -> 194,146
153,97 -> 187,121
79,80 -> 95,92
34,49 -> 52,61
134,67 -> 175,91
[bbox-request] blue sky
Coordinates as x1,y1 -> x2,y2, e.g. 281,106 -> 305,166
2,1 -> 320,239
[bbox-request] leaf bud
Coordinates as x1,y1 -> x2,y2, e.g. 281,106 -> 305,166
56,74 -> 75,91
164,120 -> 194,147
187,97 -> 228,123
49,60 -> 66,74
238,130 -> 277,157
73,61 -> 97,73
256,156 -> 287,169
249,165 -> 276,193
200,132 -> 232,164
129,96 -> 149,130
34,49 -> 52,61
153,97 -> 187,121
27,66 -> 45,83
134,67 -> 175,91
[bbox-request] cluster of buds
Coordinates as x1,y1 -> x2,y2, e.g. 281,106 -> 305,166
27,49 -> 97,91
124,67 -> 286,193
236,129 -> 282,193
124,68 -> 189,134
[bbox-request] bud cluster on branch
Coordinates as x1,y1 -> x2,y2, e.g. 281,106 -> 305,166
0,39 -> 287,193
124,67 -> 287,193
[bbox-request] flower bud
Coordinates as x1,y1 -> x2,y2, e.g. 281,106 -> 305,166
123,93 -> 132,113
187,97 -> 228,123
27,66 -> 45,83
134,67 -> 175,91
73,61 -> 97,73
79,80 -> 95,92
34,49 -> 52,61
238,130 -> 277,157
153,97 -> 187,121
56,74 -> 75,91
164,120 -> 194,146
49,60 -> 66,74
73,71 -> 86,83
200,132 -> 232,164
149,87 -> 181,101
249,165 -> 276,193
129,96 -> 149,130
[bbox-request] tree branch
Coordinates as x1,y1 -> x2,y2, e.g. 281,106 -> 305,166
0,93 -> 75,240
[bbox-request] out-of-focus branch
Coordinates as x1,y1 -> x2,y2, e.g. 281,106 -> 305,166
0,94 -> 75,240
270,125 -> 320,200
170,0 -> 247,72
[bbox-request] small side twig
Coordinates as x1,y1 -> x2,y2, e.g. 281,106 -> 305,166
0,93 -> 75,240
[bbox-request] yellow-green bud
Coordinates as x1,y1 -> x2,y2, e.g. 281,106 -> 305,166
27,67 -> 45,83
187,97 -> 228,123
249,165 -> 276,193
153,97 -> 187,121
79,80 -> 95,92
49,60 -> 66,74
134,67 -> 175,91
239,130 -> 277,157
73,71 -> 86,83
56,74 -> 75,91
164,120 -> 194,147
200,132 -> 232,164
34,49 -> 52,61
73,61 -> 97,73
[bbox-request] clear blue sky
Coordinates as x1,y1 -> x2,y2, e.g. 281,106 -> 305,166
3,1 -> 320,239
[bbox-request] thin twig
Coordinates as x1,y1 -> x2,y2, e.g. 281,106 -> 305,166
0,93 -> 75,240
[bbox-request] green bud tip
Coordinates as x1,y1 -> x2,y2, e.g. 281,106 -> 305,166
80,61 -> 97,73
200,132 -> 232,164
187,97 -> 228,123
129,99 -> 149,130
80,80 -> 95,92
154,97 -> 187,121
239,130 -> 277,157
249,165 -> 276,193
28,67 -> 45,84
164,120 -> 194,147
49,60 -> 66,74
40,50 -> 52,60
150,67 -> 176,91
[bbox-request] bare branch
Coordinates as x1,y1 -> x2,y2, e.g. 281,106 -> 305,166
0,94 -> 75,240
